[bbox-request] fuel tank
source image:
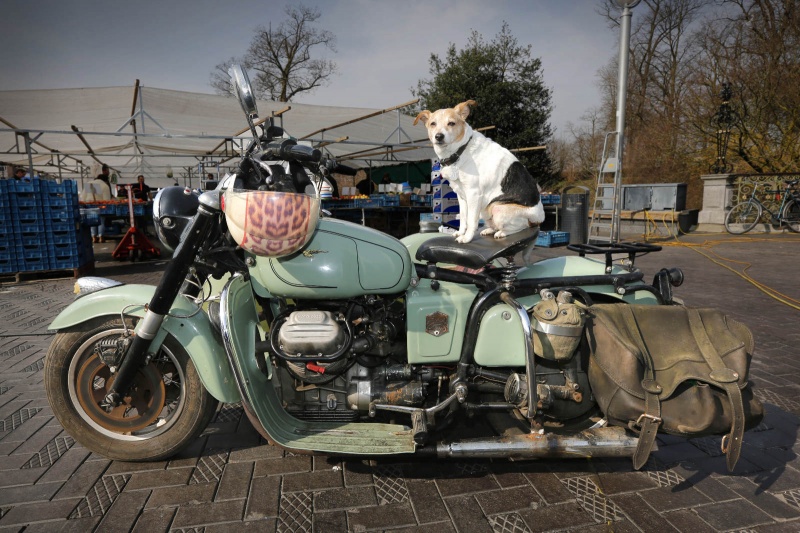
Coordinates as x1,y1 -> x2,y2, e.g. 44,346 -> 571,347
248,218 -> 412,299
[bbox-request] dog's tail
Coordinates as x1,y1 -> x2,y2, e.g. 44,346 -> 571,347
526,203 -> 546,225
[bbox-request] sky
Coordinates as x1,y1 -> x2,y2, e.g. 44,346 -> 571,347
0,0 -> 622,137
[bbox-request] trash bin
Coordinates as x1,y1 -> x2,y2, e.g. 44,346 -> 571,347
677,209 -> 699,234
561,186 -> 590,245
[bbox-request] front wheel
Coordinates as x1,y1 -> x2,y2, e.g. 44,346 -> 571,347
781,199 -> 800,233
45,316 -> 218,461
724,201 -> 762,234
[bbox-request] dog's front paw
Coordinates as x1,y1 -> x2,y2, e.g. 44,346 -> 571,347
456,231 -> 475,244
480,227 -> 495,236
493,231 -> 507,239
453,229 -> 465,237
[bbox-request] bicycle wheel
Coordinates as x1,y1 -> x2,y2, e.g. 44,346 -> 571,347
782,199 -> 800,233
724,201 -> 762,234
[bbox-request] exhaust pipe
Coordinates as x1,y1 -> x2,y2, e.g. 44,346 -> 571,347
418,427 -> 640,459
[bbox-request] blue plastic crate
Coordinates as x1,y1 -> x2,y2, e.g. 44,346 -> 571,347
382,196 -> 400,207
15,231 -> 43,247
41,193 -> 79,208
11,205 -> 41,223
40,180 -> 78,195
0,181 -> 9,192
0,248 -> 14,262
44,220 -> 81,233
10,193 -> 40,208
9,178 -> 40,193
541,194 -> 561,205
17,255 -> 48,272
355,199 -> 382,209
47,229 -> 81,245
535,231 -> 570,247
12,219 -> 46,234
79,208 -> 101,227
43,204 -> 80,218
49,241 -> 81,257
0,257 -> 17,273
15,243 -> 48,260
133,203 -> 146,216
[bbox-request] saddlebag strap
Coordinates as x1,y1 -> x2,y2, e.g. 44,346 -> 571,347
622,306 -> 662,470
687,309 -> 745,471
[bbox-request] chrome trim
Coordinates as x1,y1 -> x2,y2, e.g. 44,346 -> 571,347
218,273 -> 258,412
532,320 -> 584,337
199,190 -> 221,211
500,292 -> 536,422
137,311 -> 165,340
74,276 -> 123,297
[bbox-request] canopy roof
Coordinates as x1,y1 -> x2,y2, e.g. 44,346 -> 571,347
0,85 -> 435,188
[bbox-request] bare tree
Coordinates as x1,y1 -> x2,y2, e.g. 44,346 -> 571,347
691,0 -> 800,172
596,0 -> 712,194
210,4 -> 337,102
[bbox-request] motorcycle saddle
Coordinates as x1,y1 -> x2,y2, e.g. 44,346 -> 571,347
416,227 -> 540,269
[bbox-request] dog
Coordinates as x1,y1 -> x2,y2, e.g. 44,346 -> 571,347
414,100 -> 544,244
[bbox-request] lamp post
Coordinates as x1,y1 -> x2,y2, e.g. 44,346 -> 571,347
611,0 -> 640,242
711,83 -> 736,174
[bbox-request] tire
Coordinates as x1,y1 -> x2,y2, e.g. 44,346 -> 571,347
724,202 -> 762,234
45,316 -> 218,461
781,199 -> 800,233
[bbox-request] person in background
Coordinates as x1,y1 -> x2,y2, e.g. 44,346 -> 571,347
132,174 -> 153,201
81,171 -> 112,243
381,173 -> 392,185
14,167 -> 26,180
356,176 -> 375,195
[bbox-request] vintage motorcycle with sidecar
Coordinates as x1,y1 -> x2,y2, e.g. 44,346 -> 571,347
44,66 -> 762,471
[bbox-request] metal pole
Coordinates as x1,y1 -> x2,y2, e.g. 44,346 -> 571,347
612,1 -> 638,243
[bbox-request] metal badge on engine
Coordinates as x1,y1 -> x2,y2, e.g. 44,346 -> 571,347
425,311 -> 449,337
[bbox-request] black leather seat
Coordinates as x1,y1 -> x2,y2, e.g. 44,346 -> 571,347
416,227 -> 540,269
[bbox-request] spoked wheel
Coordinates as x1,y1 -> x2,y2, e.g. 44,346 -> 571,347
724,202 -> 762,234
782,200 -> 800,233
45,316 -> 218,461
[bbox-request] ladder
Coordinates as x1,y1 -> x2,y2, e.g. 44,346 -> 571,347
588,131 -> 620,243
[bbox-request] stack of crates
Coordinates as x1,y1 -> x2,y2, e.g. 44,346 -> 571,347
41,180 -> 93,270
9,178 -> 49,272
0,178 -> 93,274
0,181 -> 15,273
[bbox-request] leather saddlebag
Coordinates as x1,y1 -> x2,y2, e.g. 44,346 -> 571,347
585,304 -> 763,471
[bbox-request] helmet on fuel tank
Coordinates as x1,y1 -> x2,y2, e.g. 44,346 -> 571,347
152,186 -> 200,253
223,189 -> 320,257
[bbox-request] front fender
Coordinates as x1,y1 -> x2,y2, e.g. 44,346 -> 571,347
48,284 -> 240,404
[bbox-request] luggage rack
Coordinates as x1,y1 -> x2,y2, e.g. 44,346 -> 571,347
567,242 -> 662,272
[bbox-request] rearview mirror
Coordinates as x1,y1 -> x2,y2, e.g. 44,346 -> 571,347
229,64 -> 258,118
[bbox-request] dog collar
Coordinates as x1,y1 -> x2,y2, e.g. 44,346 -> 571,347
439,136 -> 472,167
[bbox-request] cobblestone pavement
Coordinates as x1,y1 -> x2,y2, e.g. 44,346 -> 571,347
0,233 -> 799,532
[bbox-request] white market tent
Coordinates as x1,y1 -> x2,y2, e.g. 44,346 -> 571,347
0,85 -> 436,189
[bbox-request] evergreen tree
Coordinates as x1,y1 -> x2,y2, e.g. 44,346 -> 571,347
413,23 -> 555,182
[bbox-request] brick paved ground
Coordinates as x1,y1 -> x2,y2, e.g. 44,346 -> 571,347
0,232 -> 798,532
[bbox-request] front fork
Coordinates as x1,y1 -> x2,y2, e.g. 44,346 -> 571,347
104,198 -> 220,405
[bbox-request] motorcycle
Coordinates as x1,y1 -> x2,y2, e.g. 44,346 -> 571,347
44,65 -> 761,469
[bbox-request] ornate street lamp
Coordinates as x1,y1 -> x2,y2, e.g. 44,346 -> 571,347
711,83 -> 736,174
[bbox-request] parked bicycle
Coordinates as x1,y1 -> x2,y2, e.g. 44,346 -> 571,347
724,179 -> 800,234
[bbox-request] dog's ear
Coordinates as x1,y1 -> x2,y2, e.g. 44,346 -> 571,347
455,100 -> 477,120
414,110 -> 431,126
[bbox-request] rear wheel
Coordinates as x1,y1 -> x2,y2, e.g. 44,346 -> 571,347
781,200 -> 800,233
724,202 -> 761,234
45,316 -> 218,461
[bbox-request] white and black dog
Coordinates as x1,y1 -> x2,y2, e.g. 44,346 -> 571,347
414,100 -> 544,244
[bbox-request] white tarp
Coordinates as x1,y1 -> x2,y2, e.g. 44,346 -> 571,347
0,86 -> 434,188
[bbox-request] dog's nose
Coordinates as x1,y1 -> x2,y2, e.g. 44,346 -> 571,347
434,133 -> 444,142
